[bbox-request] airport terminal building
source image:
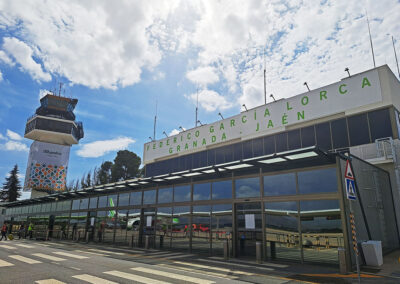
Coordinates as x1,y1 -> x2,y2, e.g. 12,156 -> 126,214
2,65 -> 400,269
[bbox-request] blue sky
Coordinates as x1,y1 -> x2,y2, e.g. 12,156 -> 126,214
0,0 -> 399,199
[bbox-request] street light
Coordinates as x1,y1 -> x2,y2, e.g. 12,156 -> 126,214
218,112 -> 224,120
304,82 -> 310,91
270,94 -> 276,102
163,131 -> 168,138
242,104 -> 248,111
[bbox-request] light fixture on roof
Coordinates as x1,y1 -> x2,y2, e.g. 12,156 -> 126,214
225,163 -> 253,170
345,67 -> 350,77
183,172 -> 203,177
148,137 -> 153,141
242,104 -> 248,112
115,185 -> 125,188
197,120 -> 203,126
153,178 -> 164,182
179,126 -> 185,132
164,176 -> 183,180
127,183 -> 138,186
218,112 -> 224,120
285,151 -> 318,160
163,131 -> 168,138
138,181 -> 149,184
270,94 -> 276,102
304,82 -> 310,92
202,169 -> 215,174
258,157 -> 286,164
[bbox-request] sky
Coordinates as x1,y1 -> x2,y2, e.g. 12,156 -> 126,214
0,0 -> 399,199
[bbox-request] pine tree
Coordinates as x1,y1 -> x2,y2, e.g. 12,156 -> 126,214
0,165 -> 22,202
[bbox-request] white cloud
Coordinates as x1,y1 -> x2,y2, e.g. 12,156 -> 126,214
19,191 -> 31,200
6,129 -> 23,141
186,66 -> 219,86
0,141 -> 29,152
185,89 -> 233,112
39,89 -> 50,100
0,70 -> 2,82
169,129 -> 180,136
2,37 -> 51,82
0,133 -> 6,140
77,137 -> 135,158
0,50 -> 14,65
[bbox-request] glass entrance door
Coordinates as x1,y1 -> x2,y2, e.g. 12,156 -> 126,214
141,208 -> 156,248
235,202 -> 262,258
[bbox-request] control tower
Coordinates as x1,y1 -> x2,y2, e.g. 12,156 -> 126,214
23,93 -> 84,197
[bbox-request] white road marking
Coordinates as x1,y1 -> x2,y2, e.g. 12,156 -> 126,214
35,279 -> 66,284
104,270 -> 173,284
70,267 -> 82,271
198,259 -> 274,271
53,251 -> 89,259
0,259 -> 14,267
159,264 -> 237,280
33,253 -> 66,262
74,250 -> 107,256
73,274 -> 118,284
36,243 -> 50,247
152,252 -> 182,257
0,244 -> 17,250
209,256 -> 289,268
88,248 -> 124,255
162,254 -> 193,259
9,255 -> 42,264
131,267 -> 216,284
173,261 -> 254,275
15,244 -> 35,248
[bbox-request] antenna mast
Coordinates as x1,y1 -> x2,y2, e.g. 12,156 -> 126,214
263,48 -> 267,104
366,11 -> 376,68
153,100 -> 157,141
392,36 -> 400,78
195,87 -> 199,127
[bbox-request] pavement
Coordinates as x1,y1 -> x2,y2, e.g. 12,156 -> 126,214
0,238 -> 398,283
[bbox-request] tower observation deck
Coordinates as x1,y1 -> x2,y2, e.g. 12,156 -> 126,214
24,93 -> 84,195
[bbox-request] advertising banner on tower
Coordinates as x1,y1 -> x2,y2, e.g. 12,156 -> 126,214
24,141 -> 71,192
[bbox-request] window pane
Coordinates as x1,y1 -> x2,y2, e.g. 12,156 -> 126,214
264,173 -> 296,196
331,118 -> 349,149
275,132 -> 288,152
89,197 -> 98,209
158,187 -> 173,204
300,200 -> 343,264
207,149 -> 215,166
118,193 -> 130,207
172,206 -> 190,250
107,195 -> 117,207
199,151 -> 207,167
174,185 -> 191,202
224,145 -> 233,163
348,114 -> 370,146
253,138 -> 263,157
143,190 -> 156,205
79,198 -> 89,210
263,135 -> 275,155
265,201 -> 300,261
233,143 -> 243,161
156,207 -> 173,249
298,168 -> 337,194
98,196 -> 107,208
211,204 -> 233,257
315,122 -> 331,150
288,129 -> 301,150
193,183 -> 211,201
235,177 -> 260,198
192,205 -> 211,254
216,146 -> 225,164
129,191 -> 142,205
212,180 -> 232,200
242,141 -> 252,159
301,126 -> 315,147
72,199 -> 80,210
369,108 -> 392,141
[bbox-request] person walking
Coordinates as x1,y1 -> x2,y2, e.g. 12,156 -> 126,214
0,223 -> 8,241
18,224 -> 25,240
28,222 -> 34,239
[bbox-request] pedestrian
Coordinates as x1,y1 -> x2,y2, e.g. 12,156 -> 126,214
18,224 -> 25,240
61,223 -> 67,239
28,222 -> 33,239
0,223 -> 8,241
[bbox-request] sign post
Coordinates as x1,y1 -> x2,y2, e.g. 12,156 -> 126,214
345,159 -> 361,283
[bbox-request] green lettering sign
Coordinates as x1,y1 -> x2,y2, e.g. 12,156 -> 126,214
362,77 -> 371,88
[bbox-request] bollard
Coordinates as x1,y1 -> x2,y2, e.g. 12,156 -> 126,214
130,235 -> 134,248
86,231 -> 89,243
46,230 -> 50,241
145,235 -> 150,250
270,241 -> 276,259
77,231 -> 80,242
256,241 -> 262,264
223,239 -> 229,260
338,247 -> 347,274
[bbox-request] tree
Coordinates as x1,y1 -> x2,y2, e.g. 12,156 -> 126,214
111,150 -> 141,182
97,161 -> 113,184
85,171 -> 92,187
0,165 -> 21,202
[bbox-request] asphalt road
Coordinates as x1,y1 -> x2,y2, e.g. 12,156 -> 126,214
0,239 -> 396,283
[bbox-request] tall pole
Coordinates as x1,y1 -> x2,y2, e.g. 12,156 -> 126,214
195,87 -> 199,127
392,36 -> 400,78
263,48 -> 267,104
367,12 -> 376,68
153,100 -> 157,140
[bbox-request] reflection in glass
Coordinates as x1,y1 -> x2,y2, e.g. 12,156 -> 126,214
264,173 -> 296,196
130,191 -> 142,205
89,197 -> 98,209
265,202 -> 300,261
212,180 -> 232,200
171,206 -> 190,251
115,210 -> 128,245
72,199 -> 80,210
156,207 -> 172,249
107,195 -> 118,208
143,190 -> 156,205
193,183 -> 211,201
79,198 -> 89,210
126,209 -> 141,247
192,205 -> 211,254
143,208 -> 156,248
298,168 -> 337,194
300,200 -> 343,264
98,196 -> 107,208
174,185 -> 191,202
158,187 -> 172,204
235,177 -> 260,198
211,204 -> 232,256
118,193 -> 130,207
236,203 -> 262,256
